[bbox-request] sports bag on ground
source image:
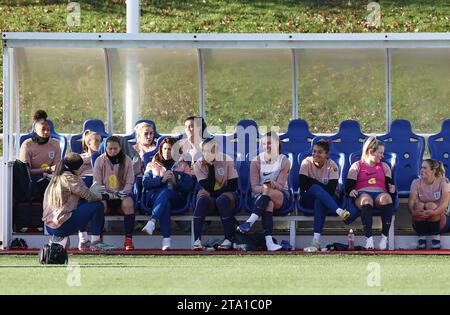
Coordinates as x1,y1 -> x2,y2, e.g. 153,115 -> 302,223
39,243 -> 68,265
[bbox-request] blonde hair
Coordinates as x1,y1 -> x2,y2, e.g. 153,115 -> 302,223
361,136 -> 384,163
424,159 -> 446,178
82,130 -> 101,153
46,176 -> 70,209
134,122 -> 155,144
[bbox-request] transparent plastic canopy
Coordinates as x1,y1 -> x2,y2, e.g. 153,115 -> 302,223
297,48 -> 386,133
204,49 -> 292,134
391,48 -> 450,133
109,48 -> 199,134
3,33 -> 450,162
17,48 -> 107,134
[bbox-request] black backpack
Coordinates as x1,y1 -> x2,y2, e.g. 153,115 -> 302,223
234,233 -> 275,251
12,160 -> 48,230
12,159 -> 34,202
10,238 -> 28,250
39,243 -> 68,265
326,242 -> 364,251
12,159 -> 47,202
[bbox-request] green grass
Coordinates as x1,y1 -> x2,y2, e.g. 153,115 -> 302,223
1,254 -> 450,294
1,1 -> 448,34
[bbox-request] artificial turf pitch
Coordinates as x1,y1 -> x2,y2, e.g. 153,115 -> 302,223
0,253 -> 449,294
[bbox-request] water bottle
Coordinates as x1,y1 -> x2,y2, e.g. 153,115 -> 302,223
166,165 -> 176,190
347,229 -> 355,251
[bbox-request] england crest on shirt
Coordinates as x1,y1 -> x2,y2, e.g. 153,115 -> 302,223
48,151 -> 55,159
434,192 -> 441,200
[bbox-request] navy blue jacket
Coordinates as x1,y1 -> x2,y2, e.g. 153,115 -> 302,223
142,169 -> 194,199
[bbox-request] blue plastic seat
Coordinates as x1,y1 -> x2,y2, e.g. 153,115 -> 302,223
19,119 -> 68,158
280,119 -> 316,197
280,119 -> 316,157
378,119 -> 425,197
81,176 -> 93,188
296,139 -> 346,216
69,119 -> 109,154
90,151 -> 101,168
345,151 -> 399,223
428,119 -> 450,178
224,120 -> 261,161
328,120 -> 367,178
235,156 -> 251,214
122,119 -> 161,146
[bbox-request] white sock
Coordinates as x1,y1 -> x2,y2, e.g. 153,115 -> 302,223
222,239 -> 232,246
162,237 -> 171,248
418,235 -> 426,241
265,235 -> 274,245
52,236 -> 68,248
265,235 -> 282,251
433,234 -> 441,241
246,214 -> 259,226
381,234 -> 388,240
91,235 -> 101,243
78,231 -> 88,243
335,208 -> 345,216
313,233 -> 321,243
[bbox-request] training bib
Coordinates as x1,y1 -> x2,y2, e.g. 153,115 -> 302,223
214,181 -> 222,191
109,174 -> 118,190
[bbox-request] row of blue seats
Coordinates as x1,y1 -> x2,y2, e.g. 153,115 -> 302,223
45,125 -> 399,223
19,118 -> 450,198
134,139 -> 399,225
78,134 -> 397,221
